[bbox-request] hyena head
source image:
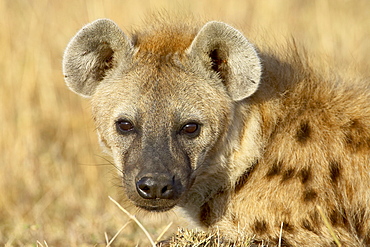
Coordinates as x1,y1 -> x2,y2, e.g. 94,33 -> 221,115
63,19 -> 261,212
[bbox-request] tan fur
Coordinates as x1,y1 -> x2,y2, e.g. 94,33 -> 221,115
63,18 -> 370,246
132,18 -> 199,55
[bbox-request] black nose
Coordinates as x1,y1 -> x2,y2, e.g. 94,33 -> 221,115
136,175 -> 176,200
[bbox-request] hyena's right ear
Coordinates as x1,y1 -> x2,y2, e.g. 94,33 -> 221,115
187,21 -> 262,101
63,19 -> 133,97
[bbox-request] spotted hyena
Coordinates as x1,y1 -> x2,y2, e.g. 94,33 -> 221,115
63,17 -> 370,246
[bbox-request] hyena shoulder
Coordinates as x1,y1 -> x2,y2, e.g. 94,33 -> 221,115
216,46 -> 370,246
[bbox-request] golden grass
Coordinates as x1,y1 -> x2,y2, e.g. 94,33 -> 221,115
0,0 -> 369,246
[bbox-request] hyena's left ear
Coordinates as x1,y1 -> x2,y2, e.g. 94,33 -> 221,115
187,21 -> 261,101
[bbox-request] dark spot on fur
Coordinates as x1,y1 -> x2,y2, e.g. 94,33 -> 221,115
308,210 -> 321,228
272,237 -> 293,247
364,233 -> 370,245
234,172 -> 248,193
281,238 -> 293,247
344,119 -> 370,152
200,202 -> 212,227
281,168 -> 296,183
341,209 -> 349,228
282,222 -> 295,233
299,167 -> 312,184
330,241 -> 339,247
303,188 -> 318,202
329,209 -> 341,227
302,219 -> 316,233
215,187 -> 226,196
301,213 -> 323,236
266,161 -> 282,178
100,136 -> 111,149
328,208 -> 350,230
252,219 -> 268,234
231,213 -> 238,225
329,160 -> 341,184
250,240 -> 264,246
235,161 -> 256,193
353,206 -> 366,237
131,34 -> 138,46
296,121 -> 311,143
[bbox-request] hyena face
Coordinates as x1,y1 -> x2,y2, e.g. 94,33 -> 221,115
63,19 -> 261,212
91,64 -> 233,211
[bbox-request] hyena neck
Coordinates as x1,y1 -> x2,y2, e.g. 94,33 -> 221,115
178,103 -> 263,227
227,104 -> 263,188
179,50 -> 303,227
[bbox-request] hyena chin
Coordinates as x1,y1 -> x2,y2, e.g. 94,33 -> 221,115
63,18 -> 370,246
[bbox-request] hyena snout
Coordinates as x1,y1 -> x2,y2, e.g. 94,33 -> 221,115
136,173 -> 181,200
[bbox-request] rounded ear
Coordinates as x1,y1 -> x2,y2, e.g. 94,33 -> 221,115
63,19 -> 133,97
187,21 -> 261,101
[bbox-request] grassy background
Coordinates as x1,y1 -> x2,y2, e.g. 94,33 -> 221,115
0,0 -> 369,246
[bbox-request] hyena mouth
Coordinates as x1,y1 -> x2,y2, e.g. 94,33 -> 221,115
129,189 -> 181,212
136,203 -> 176,212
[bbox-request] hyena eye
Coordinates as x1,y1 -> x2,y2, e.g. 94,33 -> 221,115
181,123 -> 201,137
116,119 -> 134,133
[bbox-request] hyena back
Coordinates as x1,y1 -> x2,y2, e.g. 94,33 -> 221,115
63,18 -> 370,246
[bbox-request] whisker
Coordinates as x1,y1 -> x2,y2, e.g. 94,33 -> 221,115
94,154 -> 124,174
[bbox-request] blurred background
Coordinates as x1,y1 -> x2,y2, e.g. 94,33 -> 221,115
0,0 -> 369,246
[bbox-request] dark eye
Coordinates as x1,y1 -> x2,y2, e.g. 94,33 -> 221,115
116,119 -> 134,133
181,123 -> 200,136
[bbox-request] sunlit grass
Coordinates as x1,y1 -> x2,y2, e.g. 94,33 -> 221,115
0,0 -> 369,245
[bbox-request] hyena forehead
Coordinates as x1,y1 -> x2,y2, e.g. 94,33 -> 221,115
63,19 -> 262,102
92,68 -> 231,128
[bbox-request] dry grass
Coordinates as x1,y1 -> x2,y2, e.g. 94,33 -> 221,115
0,0 -> 369,246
